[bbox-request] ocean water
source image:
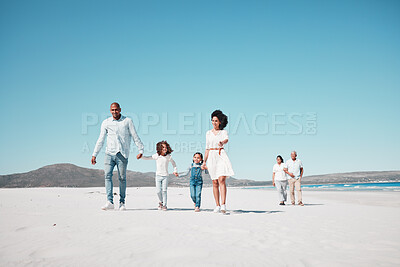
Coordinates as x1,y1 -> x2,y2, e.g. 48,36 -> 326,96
244,182 -> 400,192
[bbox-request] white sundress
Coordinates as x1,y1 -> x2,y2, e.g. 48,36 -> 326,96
206,129 -> 235,180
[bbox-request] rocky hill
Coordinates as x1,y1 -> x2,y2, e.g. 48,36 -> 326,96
300,171 -> 400,185
0,164 -> 268,188
0,164 -> 399,188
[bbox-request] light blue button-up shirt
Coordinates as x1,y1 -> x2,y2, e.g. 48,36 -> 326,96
92,115 -> 144,159
286,158 -> 303,179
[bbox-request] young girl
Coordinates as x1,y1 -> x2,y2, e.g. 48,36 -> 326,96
181,152 -> 208,212
202,110 -> 234,214
142,140 -> 178,211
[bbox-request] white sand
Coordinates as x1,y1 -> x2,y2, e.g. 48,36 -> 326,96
0,187 -> 399,266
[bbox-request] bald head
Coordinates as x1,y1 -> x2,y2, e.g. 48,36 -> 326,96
110,102 -> 120,109
110,102 -> 121,120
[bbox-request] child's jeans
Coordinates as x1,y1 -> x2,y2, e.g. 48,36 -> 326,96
156,175 -> 168,206
190,178 -> 203,208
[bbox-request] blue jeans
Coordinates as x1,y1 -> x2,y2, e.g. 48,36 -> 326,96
104,152 -> 128,204
156,175 -> 168,206
190,178 -> 203,208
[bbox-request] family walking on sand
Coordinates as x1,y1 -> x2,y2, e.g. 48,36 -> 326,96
91,103 -> 234,213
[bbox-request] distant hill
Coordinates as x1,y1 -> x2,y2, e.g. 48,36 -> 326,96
0,164 -> 268,188
301,171 -> 400,185
0,164 -> 399,188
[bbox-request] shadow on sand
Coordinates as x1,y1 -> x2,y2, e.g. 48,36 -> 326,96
230,209 -> 282,214
303,203 -> 324,206
125,208 -> 283,214
282,203 -> 325,207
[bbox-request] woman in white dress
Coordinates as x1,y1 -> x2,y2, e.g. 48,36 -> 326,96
202,110 -> 234,213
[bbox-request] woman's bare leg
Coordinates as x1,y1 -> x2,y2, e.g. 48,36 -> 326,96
212,180 -> 220,206
218,176 -> 227,205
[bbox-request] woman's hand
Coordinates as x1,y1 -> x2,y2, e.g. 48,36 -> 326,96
173,172 -> 179,177
218,139 -> 228,147
201,163 -> 207,170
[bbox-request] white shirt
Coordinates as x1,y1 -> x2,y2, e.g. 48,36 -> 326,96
92,115 -> 144,159
286,158 -> 303,179
273,163 -> 287,181
142,153 -> 178,176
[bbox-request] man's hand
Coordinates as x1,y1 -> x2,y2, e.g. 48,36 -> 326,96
272,181 -> 275,187
91,156 -> 97,165
136,153 -> 143,160
289,173 -> 295,178
173,172 -> 179,177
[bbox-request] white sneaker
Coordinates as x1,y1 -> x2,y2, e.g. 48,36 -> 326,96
214,206 -> 221,213
101,201 -> 114,210
221,204 -> 227,213
119,203 -> 126,211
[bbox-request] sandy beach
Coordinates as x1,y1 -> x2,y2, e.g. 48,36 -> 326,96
0,187 -> 399,266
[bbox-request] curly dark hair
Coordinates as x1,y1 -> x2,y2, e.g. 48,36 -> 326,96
156,140 -> 173,156
211,110 -> 228,130
193,152 -> 204,164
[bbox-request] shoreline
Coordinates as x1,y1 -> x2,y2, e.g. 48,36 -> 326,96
1,180 -> 399,190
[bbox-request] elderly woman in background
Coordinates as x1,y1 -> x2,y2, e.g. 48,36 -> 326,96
272,155 -> 288,205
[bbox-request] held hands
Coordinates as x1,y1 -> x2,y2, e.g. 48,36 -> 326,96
136,153 -> 143,160
173,172 -> 179,177
201,163 -> 208,170
284,169 -> 295,178
272,181 -> 275,187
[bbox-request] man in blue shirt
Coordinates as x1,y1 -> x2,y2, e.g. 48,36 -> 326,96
285,151 -> 304,206
91,102 -> 144,211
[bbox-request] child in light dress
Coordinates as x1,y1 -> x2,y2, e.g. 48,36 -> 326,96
142,140 -> 178,211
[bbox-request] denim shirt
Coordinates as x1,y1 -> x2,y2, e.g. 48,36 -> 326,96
92,115 -> 144,159
189,163 -> 208,180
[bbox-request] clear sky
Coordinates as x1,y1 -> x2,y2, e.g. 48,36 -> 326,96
1,0 -> 399,180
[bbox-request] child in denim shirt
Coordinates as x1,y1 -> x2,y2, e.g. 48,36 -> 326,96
182,152 -> 208,212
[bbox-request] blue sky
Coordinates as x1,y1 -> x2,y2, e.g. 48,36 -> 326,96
0,0 -> 399,180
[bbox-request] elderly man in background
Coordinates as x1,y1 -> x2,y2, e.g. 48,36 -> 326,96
285,151 -> 304,206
